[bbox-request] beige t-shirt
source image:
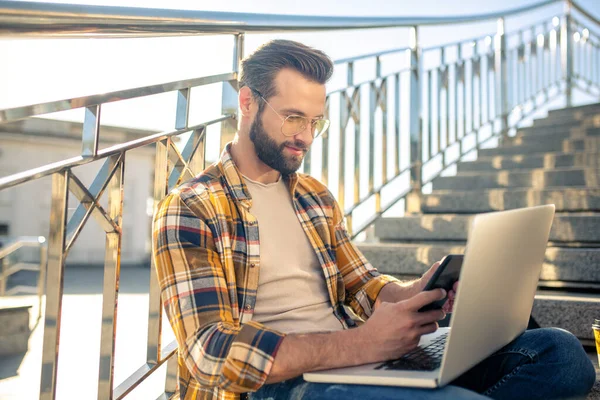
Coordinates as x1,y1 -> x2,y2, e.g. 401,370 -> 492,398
243,175 -> 344,334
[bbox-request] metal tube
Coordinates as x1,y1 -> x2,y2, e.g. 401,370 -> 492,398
442,50 -> 450,153
586,40 -> 591,83
338,91 -> 347,213
529,28 -> 535,101
164,352 -> 178,396
561,11 -> 573,106
518,31 -> 524,105
477,55 -> 483,131
39,170 -> 69,400
0,72 -> 236,125
495,17 -> 508,139
381,80 -> 388,187
454,57 -> 461,146
471,44 -> 477,134
462,57 -> 467,140
147,139 -> 169,364
322,97 -> 330,186
427,70 -> 433,158
37,244 -> 48,322
437,67 -> 443,155
353,96 -> 361,205
97,154 -> 125,400
487,53 -> 493,124
220,33 -> 244,151
369,82 -> 376,193
0,0 -> 563,38
175,88 -> 190,130
186,128 -> 207,175
82,105 -> 101,157
407,26 -> 422,214
394,73 -> 401,176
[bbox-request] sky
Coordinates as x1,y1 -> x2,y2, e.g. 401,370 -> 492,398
1,0 -> 600,229
1,0 -> 599,130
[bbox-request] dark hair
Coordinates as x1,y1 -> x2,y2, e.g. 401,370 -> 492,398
239,39 -> 334,102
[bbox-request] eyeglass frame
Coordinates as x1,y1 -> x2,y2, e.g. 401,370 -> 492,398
248,87 -> 330,138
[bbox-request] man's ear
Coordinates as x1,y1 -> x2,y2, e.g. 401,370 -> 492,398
239,86 -> 254,117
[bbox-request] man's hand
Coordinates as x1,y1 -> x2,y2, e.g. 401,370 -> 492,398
417,260 -> 459,313
358,289 -> 447,363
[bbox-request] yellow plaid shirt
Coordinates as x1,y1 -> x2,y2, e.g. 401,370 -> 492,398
153,144 -> 399,399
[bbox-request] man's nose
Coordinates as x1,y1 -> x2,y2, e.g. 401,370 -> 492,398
294,122 -> 314,145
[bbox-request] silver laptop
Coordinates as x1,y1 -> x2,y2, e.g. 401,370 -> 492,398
303,204 -> 555,388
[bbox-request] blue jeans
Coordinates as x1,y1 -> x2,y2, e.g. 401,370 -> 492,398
249,328 -> 596,400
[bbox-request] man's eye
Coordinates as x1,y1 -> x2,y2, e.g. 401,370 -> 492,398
287,116 -> 305,123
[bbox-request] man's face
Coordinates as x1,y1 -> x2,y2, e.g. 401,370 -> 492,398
249,68 -> 326,175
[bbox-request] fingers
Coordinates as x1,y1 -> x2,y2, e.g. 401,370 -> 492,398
417,322 -> 439,336
452,280 -> 459,292
416,309 -> 446,326
401,288 -> 447,311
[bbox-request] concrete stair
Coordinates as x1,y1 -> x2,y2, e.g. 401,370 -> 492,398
432,167 -> 600,190
421,188 -> 600,213
362,103 -> 600,350
457,152 -> 600,172
376,213 -> 600,244
0,305 -> 30,356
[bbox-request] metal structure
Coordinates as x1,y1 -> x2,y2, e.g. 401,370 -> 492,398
0,236 -> 47,321
0,0 -> 599,398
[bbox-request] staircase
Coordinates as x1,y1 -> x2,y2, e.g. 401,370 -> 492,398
359,103 -> 600,385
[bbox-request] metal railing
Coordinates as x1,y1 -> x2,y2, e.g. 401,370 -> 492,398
0,0 -> 599,399
0,236 -> 47,321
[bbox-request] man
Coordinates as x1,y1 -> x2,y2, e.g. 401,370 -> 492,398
153,40 -> 596,400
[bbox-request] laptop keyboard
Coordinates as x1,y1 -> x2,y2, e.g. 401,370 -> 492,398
375,332 -> 449,372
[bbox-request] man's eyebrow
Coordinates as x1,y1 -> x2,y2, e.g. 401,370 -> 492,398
280,107 -> 324,118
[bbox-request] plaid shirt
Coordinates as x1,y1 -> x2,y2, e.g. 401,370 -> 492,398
153,144 -> 399,399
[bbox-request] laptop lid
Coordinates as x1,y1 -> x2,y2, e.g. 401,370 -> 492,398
437,204 -> 555,386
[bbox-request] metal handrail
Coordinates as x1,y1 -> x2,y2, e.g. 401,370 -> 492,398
0,236 -> 47,321
0,0 -> 561,37
2,1 -> 600,399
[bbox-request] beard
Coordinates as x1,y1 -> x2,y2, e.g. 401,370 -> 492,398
249,111 -> 308,176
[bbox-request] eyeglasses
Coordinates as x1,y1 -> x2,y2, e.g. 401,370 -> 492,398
250,88 -> 330,138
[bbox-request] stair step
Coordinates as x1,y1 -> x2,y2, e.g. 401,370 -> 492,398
526,119 -> 583,130
565,137 -> 600,152
375,213 -> 600,243
517,126 -> 600,137
548,103 -> 600,117
507,132 -> 586,146
422,188 -> 600,213
0,305 -> 30,356
432,167 -> 600,191
358,243 -> 600,286
457,152 -> 600,172
479,141 -> 565,157
532,292 -> 600,341
478,137 -> 600,157
529,114 -> 587,127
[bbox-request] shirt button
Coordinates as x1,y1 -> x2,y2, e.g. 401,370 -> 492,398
250,263 -> 256,268
245,304 -> 252,310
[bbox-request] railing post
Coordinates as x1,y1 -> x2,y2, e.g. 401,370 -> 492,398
40,171 -> 69,400
495,17 -> 509,142
220,33 -> 245,151
561,1 -> 574,107
406,26 -> 422,214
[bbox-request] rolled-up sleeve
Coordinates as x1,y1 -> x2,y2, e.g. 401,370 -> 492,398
327,191 -> 400,320
153,193 -> 285,393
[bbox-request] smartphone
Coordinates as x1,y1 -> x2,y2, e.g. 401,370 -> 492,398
418,254 -> 463,312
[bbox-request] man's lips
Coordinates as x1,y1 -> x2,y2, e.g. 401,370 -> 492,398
284,145 -> 306,155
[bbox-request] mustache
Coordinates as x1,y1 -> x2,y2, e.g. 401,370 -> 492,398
282,141 -> 309,151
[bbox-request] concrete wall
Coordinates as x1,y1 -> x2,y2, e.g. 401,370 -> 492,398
0,124 -> 155,265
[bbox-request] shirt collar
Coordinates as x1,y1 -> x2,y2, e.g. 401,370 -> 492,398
218,143 -> 300,206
